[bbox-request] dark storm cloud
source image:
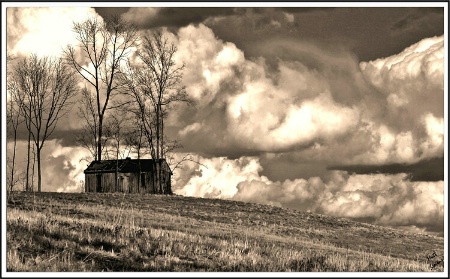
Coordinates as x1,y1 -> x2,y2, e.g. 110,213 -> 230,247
94,7 -> 130,20
391,7 -> 443,31
278,7 -> 336,13
100,7 -> 330,29
119,7 -> 236,29
327,157 -> 444,182
11,124 -> 82,148
152,7 -> 235,27
206,7 -> 444,61
95,7 -> 443,61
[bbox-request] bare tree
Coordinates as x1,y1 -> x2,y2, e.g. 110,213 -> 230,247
6,85 -> 23,194
7,54 -> 34,193
30,144 -> 36,192
6,54 -> 24,199
12,54 -> 79,192
64,16 -> 137,163
121,32 -> 190,194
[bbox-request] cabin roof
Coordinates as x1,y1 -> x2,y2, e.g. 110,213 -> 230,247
84,158 -> 172,174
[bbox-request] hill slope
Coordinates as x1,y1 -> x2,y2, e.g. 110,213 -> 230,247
6,192 -> 444,272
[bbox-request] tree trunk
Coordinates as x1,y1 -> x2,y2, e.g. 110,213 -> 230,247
136,126 -> 143,192
97,115 -> 103,192
98,116 -> 103,161
152,160 -> 157,193
10,128 -> 18,192
36,146 -> 41,193
160,112 -> 164,193
156,161 -> 161,193
31,144 -> 36,192
156,103 -> 162,193
26,130 -> 31,192
115,141 -> 119,192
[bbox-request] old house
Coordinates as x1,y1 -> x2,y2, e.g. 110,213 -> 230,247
84,157 -> 172,194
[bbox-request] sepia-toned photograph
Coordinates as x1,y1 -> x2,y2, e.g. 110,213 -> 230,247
2,1 -> 447,276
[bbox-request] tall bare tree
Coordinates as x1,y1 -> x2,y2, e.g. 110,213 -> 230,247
6,54 -> 23,195
7,54 -> 33,192
12,54 -> 79,192
6,80 -> 23,193
121,32 -> 190,194
64,16 -> 137,164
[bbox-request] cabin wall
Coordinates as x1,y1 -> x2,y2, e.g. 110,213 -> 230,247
118,173 -> 141,193
84,173 -> 115,193
140,170 -> 171,194
101,173 -> 115,192
85,174 -> 96,192
85,170 -> 172,194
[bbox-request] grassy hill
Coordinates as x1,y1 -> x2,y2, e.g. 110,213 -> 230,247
6,192 -> 444,272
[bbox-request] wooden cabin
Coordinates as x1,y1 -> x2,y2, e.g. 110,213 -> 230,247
83,158 -> 172,194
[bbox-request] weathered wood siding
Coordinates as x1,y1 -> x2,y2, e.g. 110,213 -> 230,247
85,174 -> 95,192
85,170 -> 171,194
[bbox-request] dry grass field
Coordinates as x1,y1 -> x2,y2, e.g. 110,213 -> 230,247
6,191 -> 444,272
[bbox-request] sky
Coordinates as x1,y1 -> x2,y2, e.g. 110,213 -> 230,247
2,2 -> 447,236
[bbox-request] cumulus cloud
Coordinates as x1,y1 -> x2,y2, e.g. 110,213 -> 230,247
172,24 -> 367,156
175,155 -> 269,199
419,113 -> 444,158
173,155 -> 444,234
168,25 -> 443,167
348,36 -> 444,165
7,7 -> 100,57
360,35 -> 444,121
47,142 -> 92,192
174,24 -> 246,104
227,91 -> 360,151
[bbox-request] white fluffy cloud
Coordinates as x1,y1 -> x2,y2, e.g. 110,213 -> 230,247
175,156 -> 269,199
174,24 -> 364,153
346,112 -> 444,165
173,155 -> 444,234
172,25 -> 443,165
174,24 -> 246,104
7,7 -> 100,57
359,36 -> 444,160
360,35 -> 444,92
48,142 -> 93,193
227,91 -> 360,150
